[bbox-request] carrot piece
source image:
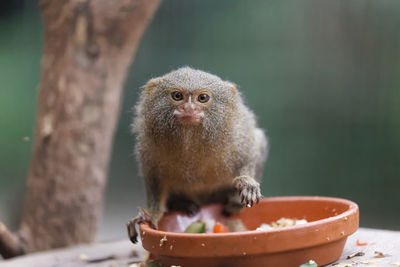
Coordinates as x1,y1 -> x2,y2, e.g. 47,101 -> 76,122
213,222 -> 229,233
356,239 -> 368,246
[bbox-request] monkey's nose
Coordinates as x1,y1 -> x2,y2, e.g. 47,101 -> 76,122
178,103 -> 200,114
175,103 -> 204,125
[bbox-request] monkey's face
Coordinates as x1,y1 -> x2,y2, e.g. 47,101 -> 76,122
137,68 -> 240,140
169,88 -> 212,125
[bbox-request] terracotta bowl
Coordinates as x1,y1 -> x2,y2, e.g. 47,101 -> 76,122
139,196 -> 359,267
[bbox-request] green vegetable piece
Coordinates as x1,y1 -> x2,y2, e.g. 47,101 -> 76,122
299,260 -> 317,267
184,221 -> 206,233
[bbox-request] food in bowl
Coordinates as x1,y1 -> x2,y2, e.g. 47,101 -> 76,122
183,217 -> 308,233
256,217 -> 308,231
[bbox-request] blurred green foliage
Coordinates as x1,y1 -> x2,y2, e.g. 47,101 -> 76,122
0,0 -> 399,239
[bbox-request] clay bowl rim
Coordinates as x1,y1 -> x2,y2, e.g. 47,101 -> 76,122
139,196 -> 359,257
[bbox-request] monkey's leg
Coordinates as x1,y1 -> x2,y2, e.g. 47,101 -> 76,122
166,193 -> 200,216
232,175 -> 262,207
127,173 -> 166,243
144,173 -> 167,229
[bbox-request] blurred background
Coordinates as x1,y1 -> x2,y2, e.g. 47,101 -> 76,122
0,0 -> 399,241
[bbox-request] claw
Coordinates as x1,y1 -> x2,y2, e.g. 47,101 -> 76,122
127,209 -> 154,243
127,221 -> 138,243
233,176 -> 262,208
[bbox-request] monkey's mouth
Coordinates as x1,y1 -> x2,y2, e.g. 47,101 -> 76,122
174,110 -> 204,125
174,109 -> 204,125
176,114 -> 203,125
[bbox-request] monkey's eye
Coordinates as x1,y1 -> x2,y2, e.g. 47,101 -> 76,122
171,91 -> 184,101
198,93 -> 210,103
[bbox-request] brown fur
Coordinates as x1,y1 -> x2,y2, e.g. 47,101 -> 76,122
127,67 -> 268,243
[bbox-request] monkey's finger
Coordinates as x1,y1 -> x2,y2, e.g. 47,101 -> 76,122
237,182 -> 244,191
245,194 -> 252,207
249,190 -> 254,207
254,190 -> 259,205
242,193 -> 249,206
250,185 -> 254,195
240,186 -> 246,196
249,187 -> 255,207
127,221 -> 138,243
236,185 -> 242,193
255,190 -> 261,204
240,194 -> 245,204
241,187 -> 249,202
252,190 -> 258,207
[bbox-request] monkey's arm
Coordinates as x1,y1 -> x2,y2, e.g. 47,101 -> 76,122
231,128 -> 266,208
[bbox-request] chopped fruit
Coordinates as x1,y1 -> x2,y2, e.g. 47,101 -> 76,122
213,222 -> 229,233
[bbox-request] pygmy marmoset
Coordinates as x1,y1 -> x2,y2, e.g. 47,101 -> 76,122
128,67 -> 268,243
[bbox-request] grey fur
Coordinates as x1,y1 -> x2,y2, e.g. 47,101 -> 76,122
128,67 -> 267,242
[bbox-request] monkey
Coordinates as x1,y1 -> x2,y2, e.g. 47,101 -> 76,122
127,67 -> 268,243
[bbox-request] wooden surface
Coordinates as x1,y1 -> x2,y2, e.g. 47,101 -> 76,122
1,228 -> 399,266
333,228 -> 400,266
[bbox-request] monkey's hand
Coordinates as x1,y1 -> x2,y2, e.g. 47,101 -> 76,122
233,175 -> 261,207
127,209 -> 156,244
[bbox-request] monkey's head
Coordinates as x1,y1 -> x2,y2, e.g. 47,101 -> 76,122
136,67 -> 240,139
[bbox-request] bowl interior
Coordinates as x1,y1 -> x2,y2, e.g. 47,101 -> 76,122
157,196 -> 354,233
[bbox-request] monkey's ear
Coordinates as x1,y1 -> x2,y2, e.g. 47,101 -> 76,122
143,78 -> 160,93
226,82 -> 238,95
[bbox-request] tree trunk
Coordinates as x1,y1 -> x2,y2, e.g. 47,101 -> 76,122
0,0 -> 160,258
